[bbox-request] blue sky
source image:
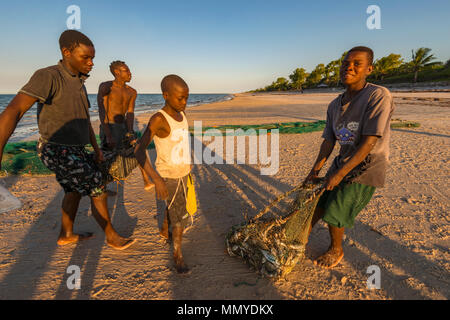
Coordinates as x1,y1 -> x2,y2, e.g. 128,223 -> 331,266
0,0 -> 449,93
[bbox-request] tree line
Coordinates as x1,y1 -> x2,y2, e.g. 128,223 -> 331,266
254,48 -> 450,92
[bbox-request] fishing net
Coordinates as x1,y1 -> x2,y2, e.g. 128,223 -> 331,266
99,135 -> 140,182
226,179 -> 325,279
1,133 -> 155,176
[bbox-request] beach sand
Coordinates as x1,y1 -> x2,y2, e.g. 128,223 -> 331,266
0,91 -> 449,299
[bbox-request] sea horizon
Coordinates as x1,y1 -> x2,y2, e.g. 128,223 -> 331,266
1,93 -> 233,143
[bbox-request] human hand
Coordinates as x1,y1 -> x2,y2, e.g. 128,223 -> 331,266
303,169 -> 320,185
106,135 -> 115,149
154,177 -> 169,200
324,172 -> 344,191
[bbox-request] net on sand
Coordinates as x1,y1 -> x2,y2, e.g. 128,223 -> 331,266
226,180 -> 324,279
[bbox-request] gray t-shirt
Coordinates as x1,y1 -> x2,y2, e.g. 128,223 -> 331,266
322,83 -> 394,188
19,61 -> 91,145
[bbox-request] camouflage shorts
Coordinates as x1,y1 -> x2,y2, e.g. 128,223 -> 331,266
37,140 -> 105,197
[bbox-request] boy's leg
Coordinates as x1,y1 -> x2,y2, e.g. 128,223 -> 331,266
57,191 -> 93,245
307,206 -> 326,240
313,183 -> 375,268
163,176 -> 191,273
160,208 -> 170,239
314,225 -> 345,268
90,191 -> 136,250
139,165 -> 154,191
172,225 -> 189,274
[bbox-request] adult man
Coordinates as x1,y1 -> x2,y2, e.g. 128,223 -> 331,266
304,46 -> 394,268
0,30 -> 135,250
97,61 -> 153,190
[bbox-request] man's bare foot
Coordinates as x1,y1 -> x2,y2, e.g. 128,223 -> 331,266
57,232 -> 94,246
144,183 -> 155,191
314,247 -> 344,269
106,237 -> 137,250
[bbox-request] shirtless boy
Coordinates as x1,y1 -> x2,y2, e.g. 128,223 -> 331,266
0,30 -> 135,250
135,75 -> 192,273
304,46 -> 394,268
97,61 -> 153,190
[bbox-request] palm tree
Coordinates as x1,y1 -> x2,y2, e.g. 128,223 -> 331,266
410,48 -> 438,83
373,54 -> 403,81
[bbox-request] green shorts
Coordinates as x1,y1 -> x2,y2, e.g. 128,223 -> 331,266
317,182 -> 376,228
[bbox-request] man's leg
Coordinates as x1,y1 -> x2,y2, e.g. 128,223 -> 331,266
57,191 -> 93,245
314,225 -> 345,268
90,192 -> 136,250
172,225 -> 189,274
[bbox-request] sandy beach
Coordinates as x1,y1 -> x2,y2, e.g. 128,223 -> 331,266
0,91 -> 449,300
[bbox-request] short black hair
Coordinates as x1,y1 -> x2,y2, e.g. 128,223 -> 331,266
59,30 -> 94,52
348,46 -> 374,65
161,74 -> 188,93
110,60 -> 127,76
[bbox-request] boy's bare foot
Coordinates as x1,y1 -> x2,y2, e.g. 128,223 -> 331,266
174,256 -> 190,274
57,232 -> 93,246
160,227 -> 170,240
144,182 -> 155,191
314,247 -> 344,269
106,237 -> 137,250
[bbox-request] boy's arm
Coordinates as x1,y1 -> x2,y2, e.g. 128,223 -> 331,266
97,82 -> 114,148
324,135 -> 378,190
134,114 -> 169,200
126,89 -> 137,134
304,138 -> 335,184
0,93 -> 37,170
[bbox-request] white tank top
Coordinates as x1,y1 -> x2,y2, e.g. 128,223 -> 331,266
153,109 -> 191,179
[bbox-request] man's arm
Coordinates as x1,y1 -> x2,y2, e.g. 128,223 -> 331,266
324,135 -> 379,190
88,122 -> 104,163
126,89 -> 137,134
0,93 -> 37,170
304,139 -> 335,184
134,114 -> 168,200
97,82 -> 113,147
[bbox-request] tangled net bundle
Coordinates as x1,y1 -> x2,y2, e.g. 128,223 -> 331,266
99,138 -> 139,183
226,180 -> 324,279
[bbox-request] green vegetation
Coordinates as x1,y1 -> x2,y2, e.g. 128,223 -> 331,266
254,48 -> 450,92
1,133 -> 155,176
3,119 -> 421,176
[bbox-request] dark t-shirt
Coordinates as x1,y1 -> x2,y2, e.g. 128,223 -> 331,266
322,83 -> 395,188
19,61 -> 91,145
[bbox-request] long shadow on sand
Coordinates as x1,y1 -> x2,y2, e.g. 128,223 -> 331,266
167,137 -> 449,299
53,182 -> 138,299
343,220 -> 449,299
0,189 -> 65,299
166,138 -> 295,299
392,128 -> 450,139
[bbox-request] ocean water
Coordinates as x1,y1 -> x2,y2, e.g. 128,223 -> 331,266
0,93 -> 232,142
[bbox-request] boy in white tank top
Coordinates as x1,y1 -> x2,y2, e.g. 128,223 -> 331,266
134,75 -> 192,273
